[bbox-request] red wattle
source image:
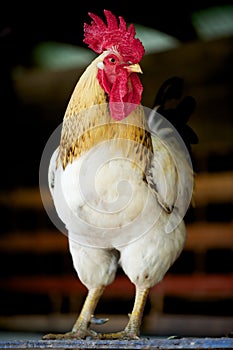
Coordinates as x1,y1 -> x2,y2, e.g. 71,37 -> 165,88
97,70 -> 143,120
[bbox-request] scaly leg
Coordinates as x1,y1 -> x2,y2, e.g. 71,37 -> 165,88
100,287 -> 150,339
43,286 -> 104,339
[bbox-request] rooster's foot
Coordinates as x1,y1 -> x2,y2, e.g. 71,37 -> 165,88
98,331 -> 140,340
42,329 -> 98,340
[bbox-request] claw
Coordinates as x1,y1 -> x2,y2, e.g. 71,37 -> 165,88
90,315 -> 109,325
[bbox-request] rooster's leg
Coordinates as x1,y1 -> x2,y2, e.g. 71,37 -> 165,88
100,287 -> 149,339
42,286 -> 104,339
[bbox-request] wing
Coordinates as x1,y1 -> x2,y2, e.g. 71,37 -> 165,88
146,134 -> 178,214
48,147 -> 59,198
146,110 -> 194,232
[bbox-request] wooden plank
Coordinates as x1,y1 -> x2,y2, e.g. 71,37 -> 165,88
194,171 -> 233,205
0,188 -> 43,209
0,222 -> 232,253
185,222 -> 233,250
0,231 -> 68,253
152,274 -> 233,298
1,274 -> 233,299
0,337 -> 233,349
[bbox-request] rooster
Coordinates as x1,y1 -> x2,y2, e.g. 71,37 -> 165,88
43,10 -> 194,340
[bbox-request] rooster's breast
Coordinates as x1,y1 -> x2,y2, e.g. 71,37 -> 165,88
52,142 -> 161,248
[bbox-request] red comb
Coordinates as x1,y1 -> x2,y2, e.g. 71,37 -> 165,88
83,9 -> 145,62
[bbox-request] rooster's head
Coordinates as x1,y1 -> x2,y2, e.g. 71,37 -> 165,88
84,9 -> 145,120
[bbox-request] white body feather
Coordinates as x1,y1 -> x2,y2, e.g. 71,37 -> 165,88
49,134 -> 187,290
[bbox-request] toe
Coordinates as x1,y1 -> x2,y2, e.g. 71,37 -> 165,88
42,332 -> 80,340
98,331 -> 140,340
42,329 -> 99,340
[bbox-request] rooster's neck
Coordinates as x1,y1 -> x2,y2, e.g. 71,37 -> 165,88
64,53 -> 108,120
58,54 -> 152,170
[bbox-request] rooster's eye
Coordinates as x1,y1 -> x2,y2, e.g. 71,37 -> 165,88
109,57 -> 116,63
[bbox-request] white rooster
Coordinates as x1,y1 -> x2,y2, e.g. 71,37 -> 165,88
43,9 -> 194,340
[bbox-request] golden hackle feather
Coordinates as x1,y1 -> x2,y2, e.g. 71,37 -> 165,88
58,53 -> 153,172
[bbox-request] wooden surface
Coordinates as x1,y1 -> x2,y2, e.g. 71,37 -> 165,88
0,337 -> 233,349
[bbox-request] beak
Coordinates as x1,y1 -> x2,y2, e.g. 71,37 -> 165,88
125,63 -> 143,74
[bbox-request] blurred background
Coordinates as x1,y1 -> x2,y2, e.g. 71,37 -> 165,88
0,0 -> 232,340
